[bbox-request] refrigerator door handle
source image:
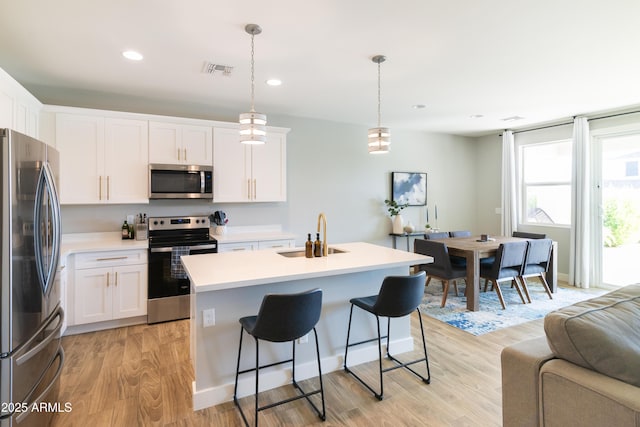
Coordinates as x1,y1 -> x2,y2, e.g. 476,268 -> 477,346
43,161 -> 62,292
33,161 -> 62,295
15,306 -> 63,367
14,347 -> 65,424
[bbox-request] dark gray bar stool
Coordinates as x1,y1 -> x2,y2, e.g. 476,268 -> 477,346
343,271 -> 431,400
233,288 -> 326,426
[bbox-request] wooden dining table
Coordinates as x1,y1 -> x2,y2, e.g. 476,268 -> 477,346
435,235 -> 557,311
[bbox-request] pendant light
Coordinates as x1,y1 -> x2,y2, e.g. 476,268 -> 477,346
239,24 -> 267,144
368,55 -> 390,154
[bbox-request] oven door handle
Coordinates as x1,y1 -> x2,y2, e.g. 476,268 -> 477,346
150,244 -> 217,253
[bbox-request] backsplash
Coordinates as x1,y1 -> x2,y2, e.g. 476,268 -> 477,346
60,200 -> 290,234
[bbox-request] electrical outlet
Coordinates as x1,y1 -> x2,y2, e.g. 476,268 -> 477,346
297,334 -> 309,344
203,308 -> 215,327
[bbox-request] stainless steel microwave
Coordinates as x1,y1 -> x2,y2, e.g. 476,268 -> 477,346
149,164 -> 213,199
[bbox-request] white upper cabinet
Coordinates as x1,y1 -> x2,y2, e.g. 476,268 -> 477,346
213,127 -> 287,203
148,121 -> 212,166
0,66 -> 41,138
56,113 -> 149,204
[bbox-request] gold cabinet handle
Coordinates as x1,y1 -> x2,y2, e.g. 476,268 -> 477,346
115,272 -> 118,286
107,176 -> 110,200
177,148 -> 181,161
247,179 -> 251,199
106,272 -> 110,287
99,176 -> 102,200
183,148 -> 187,162
253,179 -> 257,200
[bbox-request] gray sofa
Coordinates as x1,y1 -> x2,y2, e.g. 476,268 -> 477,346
501,284 -> 640,427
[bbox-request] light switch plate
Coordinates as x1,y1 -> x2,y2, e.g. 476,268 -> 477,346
203,308 -> 215,327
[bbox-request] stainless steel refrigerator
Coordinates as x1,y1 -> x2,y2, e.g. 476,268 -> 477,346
0,129 -> 64,427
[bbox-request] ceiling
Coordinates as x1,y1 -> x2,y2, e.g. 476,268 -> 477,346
2,0 -> 640,137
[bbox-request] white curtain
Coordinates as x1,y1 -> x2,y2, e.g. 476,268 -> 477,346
569,117 -> 591,288
501,130 -> 517,236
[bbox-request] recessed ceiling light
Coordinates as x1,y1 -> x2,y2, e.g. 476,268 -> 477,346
412,104 -> 427,109
501,115 -> 525,122
122,50 -> 143,61
266,79 -> 282,86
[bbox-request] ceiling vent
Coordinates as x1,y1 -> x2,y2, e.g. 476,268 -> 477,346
202,61 -> 233,76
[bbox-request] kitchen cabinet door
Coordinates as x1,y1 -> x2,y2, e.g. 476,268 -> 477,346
217,241 -> 258,252
74,266 -> 112,325
213,127 -> 250,202
111,264 -> 147,319
149,121 -> 212,165
182,125 -> 213,165
104,118 -> 149,203
56,114 -> 148,204
56,114 -> 104,204
252,131 -> 287,202
212,127 -> 286,203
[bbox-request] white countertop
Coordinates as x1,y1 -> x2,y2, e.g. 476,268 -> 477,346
182,242 -> 432,293
60,232 -> 148,266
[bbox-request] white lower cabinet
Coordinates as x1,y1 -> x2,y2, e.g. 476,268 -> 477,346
257,239 -> 294,250
217,241 -> 258,253
218,239 -> 294,253
72,250 -> 147,325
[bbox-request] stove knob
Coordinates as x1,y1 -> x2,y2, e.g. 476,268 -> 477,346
196,219 -> 201,224
160,220 -> 165,225
153,220 -> 158,225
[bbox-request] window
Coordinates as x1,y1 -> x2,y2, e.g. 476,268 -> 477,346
625,160 -> 638,177
519,139 -> 572,226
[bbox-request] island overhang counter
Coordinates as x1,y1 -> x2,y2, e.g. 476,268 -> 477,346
182,241 -> 432,410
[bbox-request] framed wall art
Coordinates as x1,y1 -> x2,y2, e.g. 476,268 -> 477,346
391,172 -> 427,206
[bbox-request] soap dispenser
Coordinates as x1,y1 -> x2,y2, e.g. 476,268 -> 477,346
305,234 -> 313,258
314,233 -> 322,257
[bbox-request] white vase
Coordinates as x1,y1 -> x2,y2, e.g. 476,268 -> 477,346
404,221 -> 415,233
392,214 -> 404,234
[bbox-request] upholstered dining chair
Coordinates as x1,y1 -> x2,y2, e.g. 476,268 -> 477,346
519,238 -> 553,302
343,272 -> 430,400
447,231 -> 472,266
414,239 -> 467,307
512,231 -> 547,239
479,241 -> 528,309
424,231 -> 449,239
449,230 -> 472,237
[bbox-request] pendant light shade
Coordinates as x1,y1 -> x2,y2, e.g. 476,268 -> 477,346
239,24 -> 267,144
368,55 -> 390,154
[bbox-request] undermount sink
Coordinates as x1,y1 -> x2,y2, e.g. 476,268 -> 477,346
278,247 -> 348,258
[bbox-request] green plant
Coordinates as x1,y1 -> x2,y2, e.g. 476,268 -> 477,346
384,199 -> 408,216
603,198 -> 639,247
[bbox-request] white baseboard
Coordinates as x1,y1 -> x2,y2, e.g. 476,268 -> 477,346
62,315 -> 147,336
192,336 -> 414,411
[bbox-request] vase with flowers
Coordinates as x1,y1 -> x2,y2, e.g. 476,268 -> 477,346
384,199 -> 408,234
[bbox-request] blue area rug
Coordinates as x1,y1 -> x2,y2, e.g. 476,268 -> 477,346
419,282 -> 607,335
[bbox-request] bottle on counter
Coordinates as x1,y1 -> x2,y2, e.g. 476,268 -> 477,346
128,222 -> 134,239
305,233 -> 313,258
121,220 -> 129,240
314,233 -> 322,257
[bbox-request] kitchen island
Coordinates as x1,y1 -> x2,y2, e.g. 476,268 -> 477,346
181,242 -> 432,410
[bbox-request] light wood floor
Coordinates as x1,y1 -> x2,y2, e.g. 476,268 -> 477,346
50,303 -> 555,427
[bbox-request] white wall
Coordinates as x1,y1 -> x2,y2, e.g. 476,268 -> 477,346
59,112 -> 479,249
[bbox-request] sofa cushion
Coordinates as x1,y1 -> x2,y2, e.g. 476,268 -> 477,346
544,284 -> 640,387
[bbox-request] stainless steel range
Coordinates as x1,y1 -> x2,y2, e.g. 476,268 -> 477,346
147,215 -> 217,324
